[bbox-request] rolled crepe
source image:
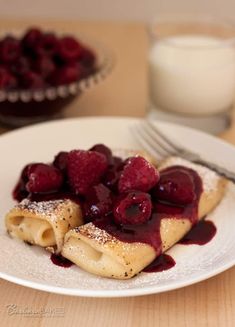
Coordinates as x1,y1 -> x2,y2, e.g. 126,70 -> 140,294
62,157 -> 227,279
5,198 -> 83,253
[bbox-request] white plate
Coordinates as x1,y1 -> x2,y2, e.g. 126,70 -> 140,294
0,117 -> 235,298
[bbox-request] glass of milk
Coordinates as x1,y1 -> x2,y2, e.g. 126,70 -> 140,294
148,15 -> 235,134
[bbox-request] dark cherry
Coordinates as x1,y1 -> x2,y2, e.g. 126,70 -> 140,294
22,28 -> 43,52
102,166 -> 121,192
10,56 -> 31,76
49,63 -> 81,86
26,163 -> 63,193
112,156 -> 123,168
12,164 -> 31,201
83,183 -> 113,221
0,67 -> 17,89
89,144 -> 113,165
80,47 -> 96,67
33,55 -> 55,78
20,71 -> 45,89
113,191 -> 152,225
50,253 -> 73,268
58,36 -> 82,62
35,33 -> 59,57
143,254 -> 176,273
53,151 -> 69,173
179,220 -> 217,245
152,166 -> 196,205
0,36 -> 21,63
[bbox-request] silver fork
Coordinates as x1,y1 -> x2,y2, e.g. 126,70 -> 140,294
132,120 -> 235,183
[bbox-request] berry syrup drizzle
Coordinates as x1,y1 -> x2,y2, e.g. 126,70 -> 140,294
50,253 -> 73,268
179,220 -> 217,246
94,166 -> 203,254
94,166 -> 216,273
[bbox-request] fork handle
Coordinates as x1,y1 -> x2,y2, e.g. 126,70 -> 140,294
194,159 -> 235,183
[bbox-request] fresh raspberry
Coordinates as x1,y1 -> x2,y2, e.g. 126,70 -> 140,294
20,71 -> 45,89
89,144 -> 113,165
0,36 -> 21,63
35,33 -> 59,57
58,36 -> 82,62
53,151 -> 68,173
67,150 -> 108,195
26,163 -> 63,193
152,167 -> 195,205
49,63 -> 81,86
33,55 -> 55,78
22,28 -> 42,52
10,56 -> 31,76
118,156 -> 159,194
113,191 -> 152,225
0,67 -> 17,89
83,183 -> 113,221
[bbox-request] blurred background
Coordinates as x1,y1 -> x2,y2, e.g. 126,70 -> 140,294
0,0 -> 234,21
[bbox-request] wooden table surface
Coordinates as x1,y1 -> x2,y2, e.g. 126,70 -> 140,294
0,18 -> 235,327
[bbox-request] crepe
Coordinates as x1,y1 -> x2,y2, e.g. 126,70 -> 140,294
5,198 -> 83,253
62,157 -> 227,279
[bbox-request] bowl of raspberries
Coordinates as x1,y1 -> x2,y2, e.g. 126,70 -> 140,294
0,27 -> 113,127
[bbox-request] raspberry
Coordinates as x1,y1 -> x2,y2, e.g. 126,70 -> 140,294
83,183 -> 113,221
33,55 -> 55,78
67,150 -> 108,195
35,33 -> 59,57
0,36 -> 21,63
152,167 -> 195,205
22,28 -> 42,52
20,71 -> 45,89
0,67 -> 17,89
89,144 -> 113,165
10,56 -> 31,76
49,63 -> 81,86
26,163 -> 63,193
53,151 -> 68,173
58,36 -> 82,62
113,191 -> 152,225
118,156 -> 159,194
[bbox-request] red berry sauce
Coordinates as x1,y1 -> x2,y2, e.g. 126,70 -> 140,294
143,254 -> 176,273
50,253 -> 73,268
179,220 -> 217,245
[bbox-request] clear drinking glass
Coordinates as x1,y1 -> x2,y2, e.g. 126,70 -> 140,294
148,15 -> 235,134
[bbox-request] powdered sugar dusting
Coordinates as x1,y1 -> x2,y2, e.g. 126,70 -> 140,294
159,156 -> 220,193
15,198 -> 69,221
76,223 -> 118,245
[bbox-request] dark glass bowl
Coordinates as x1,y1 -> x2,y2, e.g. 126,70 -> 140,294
0,32 -> 114,127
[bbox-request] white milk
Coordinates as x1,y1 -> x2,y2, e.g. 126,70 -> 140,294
149,35 -> 235,115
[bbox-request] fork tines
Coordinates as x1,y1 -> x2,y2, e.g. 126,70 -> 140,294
132,120 -> 180,160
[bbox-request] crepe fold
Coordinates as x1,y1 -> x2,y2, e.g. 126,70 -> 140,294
5,198 -> 83,253
62,158 -> 227,279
